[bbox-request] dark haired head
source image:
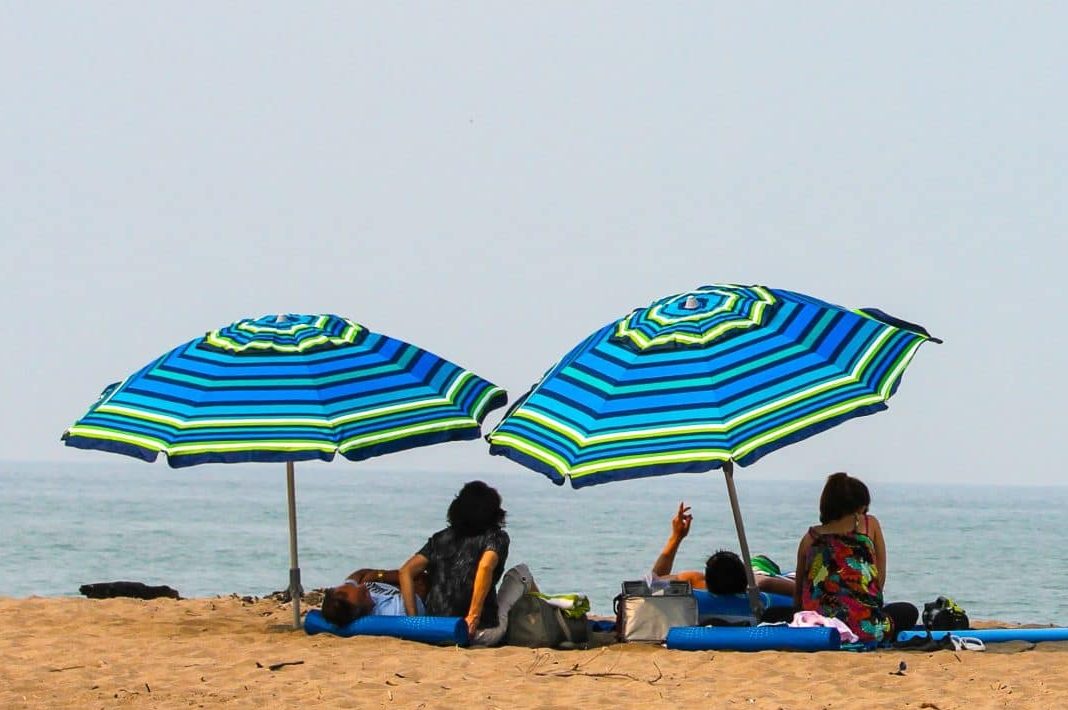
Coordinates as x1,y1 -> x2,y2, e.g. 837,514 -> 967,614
705,550 -> 747,595
819,472 -> 871,524
320,584 -> 373,626
321,589 -> 359,626
447,480 -> 506,537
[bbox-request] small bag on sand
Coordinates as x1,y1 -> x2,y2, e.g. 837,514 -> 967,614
922,596 -> 970,631
614,580 -> 698,643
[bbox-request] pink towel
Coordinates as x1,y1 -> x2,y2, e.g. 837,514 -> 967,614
789,610 -> 859,643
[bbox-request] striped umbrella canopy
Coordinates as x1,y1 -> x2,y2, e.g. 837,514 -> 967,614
487,284 -> 939,615
63,313 -> 507,626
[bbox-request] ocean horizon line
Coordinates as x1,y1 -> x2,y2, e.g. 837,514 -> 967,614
4,457 -> 1064,490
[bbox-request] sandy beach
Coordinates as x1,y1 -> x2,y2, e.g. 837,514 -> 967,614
2,596 -> 1066,709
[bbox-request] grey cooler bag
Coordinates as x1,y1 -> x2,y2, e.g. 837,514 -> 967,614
615,580 -> 698,642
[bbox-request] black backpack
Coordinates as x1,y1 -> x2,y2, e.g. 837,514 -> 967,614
922,596 -> 970,631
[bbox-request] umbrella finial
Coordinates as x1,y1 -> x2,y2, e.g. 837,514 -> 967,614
682,295 -> 700,310
275,314 -> 287,323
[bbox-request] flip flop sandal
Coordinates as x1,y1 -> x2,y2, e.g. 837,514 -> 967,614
951,635 -> 986,652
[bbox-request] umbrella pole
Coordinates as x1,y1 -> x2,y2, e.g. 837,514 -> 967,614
722,460 -> 764,620
286,461 -> 302,629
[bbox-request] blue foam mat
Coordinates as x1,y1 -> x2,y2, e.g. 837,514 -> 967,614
694,591 -> 794,619
304,610 -> 469,645
666,625 -> 841,652
897,627 -> 1068,644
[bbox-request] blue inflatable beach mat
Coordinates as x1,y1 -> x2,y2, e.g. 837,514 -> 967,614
897,627 -> 1068,645
694,590 -> 793,621
667,625 -> 842,652
304,610 -> 469,646
668,625 -> 1068,651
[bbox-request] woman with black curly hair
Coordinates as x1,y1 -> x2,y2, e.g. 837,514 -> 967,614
399,480 -> 535,645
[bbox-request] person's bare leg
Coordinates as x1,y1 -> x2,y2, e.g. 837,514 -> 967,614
755,574 -> 796,597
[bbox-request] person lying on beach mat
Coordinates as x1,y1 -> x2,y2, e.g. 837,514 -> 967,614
652,502 -> 797,598
319,567 -> 430,626
321,561 -> 540,640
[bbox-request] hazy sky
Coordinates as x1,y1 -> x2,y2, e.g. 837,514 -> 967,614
3,3 -> 1065,485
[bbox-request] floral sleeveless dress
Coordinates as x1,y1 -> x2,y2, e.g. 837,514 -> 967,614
801,519 -> 890,644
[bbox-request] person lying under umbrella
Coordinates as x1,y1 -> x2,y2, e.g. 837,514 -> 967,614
652,502 -> 797,597
319,567 -> 430,625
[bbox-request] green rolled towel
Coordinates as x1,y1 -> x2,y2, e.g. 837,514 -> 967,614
749,554 -> 782,577
531,592 -> 591,619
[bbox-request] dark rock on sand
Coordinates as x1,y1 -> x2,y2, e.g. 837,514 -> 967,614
79,581 -> 181,600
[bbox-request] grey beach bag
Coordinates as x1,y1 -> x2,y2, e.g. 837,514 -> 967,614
505,594 -> 589,649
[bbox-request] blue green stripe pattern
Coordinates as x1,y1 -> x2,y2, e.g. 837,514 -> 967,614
63,314 -> 507,467
487,285 -> 939,488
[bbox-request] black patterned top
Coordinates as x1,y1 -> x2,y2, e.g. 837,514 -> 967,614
417,527 -> 510,628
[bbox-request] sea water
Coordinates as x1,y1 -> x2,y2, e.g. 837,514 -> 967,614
2,460 -> 1065,624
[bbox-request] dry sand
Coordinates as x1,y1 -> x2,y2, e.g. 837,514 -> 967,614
2,596 -> 1066,709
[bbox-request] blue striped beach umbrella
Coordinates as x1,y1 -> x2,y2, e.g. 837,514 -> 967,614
63,313 -> 506,627
487,285 -> 939,615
